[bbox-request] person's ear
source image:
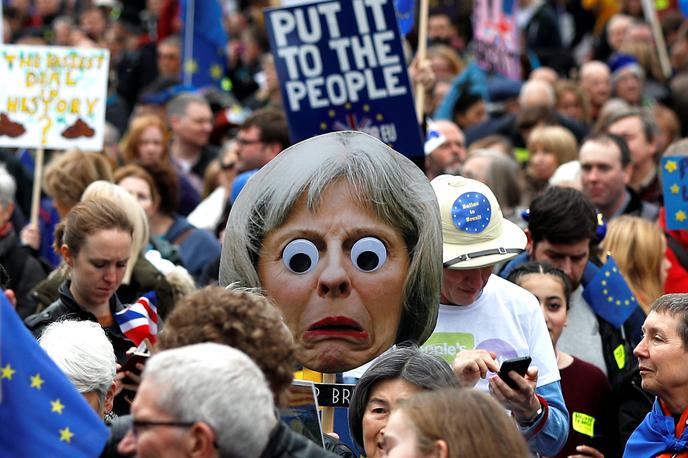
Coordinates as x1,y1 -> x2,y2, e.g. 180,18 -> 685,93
622,162 -> 632,185
188,422 -> 216,458
266,142 -> 282,161
104,381 -> 116,414
525,228 -> 534,255
61,244 -> 74,267
431,439 -> 449,458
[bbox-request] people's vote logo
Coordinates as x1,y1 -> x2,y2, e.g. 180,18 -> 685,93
452,192 -> 491,233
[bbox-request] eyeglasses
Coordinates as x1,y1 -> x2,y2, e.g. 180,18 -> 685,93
236,138 -> 263,146
131,420 -> 195,438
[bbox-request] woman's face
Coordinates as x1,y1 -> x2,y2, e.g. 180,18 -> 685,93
258,181 -> 410,373
529,147 -> 559,181
557,91 -> 584,122
118,176 -> 155,218
137,126 -> 165,165
362,378 -> 422,458
62,228 -> 131,311
382,410 -> 435,458
518,273 -> 568,347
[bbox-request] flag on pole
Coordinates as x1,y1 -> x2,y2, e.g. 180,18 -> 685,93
180,0 -> 229,89
114,292 -> 159,346
395,0 -> 416,36
0,291 -> 109,456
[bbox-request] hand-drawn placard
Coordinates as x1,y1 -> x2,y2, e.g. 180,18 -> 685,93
0,45 -> 110,150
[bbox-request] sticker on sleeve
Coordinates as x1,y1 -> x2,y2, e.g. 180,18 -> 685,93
572,412 -> 595,437
613,344 -> 625,369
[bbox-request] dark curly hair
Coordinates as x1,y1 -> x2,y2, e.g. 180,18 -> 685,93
157,286 -> 296,406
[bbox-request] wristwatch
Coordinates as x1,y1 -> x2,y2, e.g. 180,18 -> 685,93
518,402 -> 543,428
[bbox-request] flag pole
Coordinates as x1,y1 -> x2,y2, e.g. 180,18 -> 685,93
414,0 -> 429,122
183,0 -> 195,85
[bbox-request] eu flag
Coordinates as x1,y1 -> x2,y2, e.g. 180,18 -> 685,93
180,0 -> 229,89
0,292 -> 109,456
395,0 -> 415,36
583,256 -> 640,329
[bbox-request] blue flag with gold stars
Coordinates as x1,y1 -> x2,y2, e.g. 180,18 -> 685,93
0,292 -> 108,456
180,0 -> 228,89
660,156 -> 688,230
583,256 -> 639,329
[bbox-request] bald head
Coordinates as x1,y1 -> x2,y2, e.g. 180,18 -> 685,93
518,79 -> 555,108
580,61 -> 611,109
529,67 -> 558,86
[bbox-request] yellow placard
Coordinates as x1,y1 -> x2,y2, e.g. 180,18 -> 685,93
572,412 -> 596,437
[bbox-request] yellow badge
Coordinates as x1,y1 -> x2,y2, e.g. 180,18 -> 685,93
572,412 -> 595,437
613,344 -> 626,369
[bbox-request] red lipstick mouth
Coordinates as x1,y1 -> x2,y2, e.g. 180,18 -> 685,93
304,316 -> 369,340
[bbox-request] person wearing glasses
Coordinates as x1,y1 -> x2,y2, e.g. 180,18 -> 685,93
234,107 -> 290,174
117,343 -> 277,457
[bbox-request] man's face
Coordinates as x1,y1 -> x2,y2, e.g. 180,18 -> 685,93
606,115 -> 655,167
157,44 -> 181,78
581,68 -> 611,108
440,266 -> 493,306
426,122 -> 466,178
580,140 -> 630,212
530,238 -> 590,289
235,125 -> 273,172
117,379 -> 192,458
171,102 -> 213,148
428,14 -> 454,42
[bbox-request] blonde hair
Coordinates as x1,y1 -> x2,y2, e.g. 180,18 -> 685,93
601,216 -> 666,312
43,149 -> 114,210
81,181 -> 150,284
399,388 -> 530,458
527,126 -> 578,166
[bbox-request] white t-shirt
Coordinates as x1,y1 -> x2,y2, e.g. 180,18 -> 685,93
422,274 -> 560,392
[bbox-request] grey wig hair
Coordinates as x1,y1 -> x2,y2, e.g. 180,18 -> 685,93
220,131 -> 442,346
347,344 -> 459,449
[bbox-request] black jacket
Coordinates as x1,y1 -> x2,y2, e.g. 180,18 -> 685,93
25,281 -> 134,364
260,421 -> 339,458
0,229 -> 48,318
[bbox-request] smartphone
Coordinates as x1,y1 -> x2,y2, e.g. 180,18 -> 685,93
118,341 -> 150,386
498,356 -> 532,390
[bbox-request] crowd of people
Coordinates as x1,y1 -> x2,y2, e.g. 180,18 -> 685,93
2,0 -> 688,457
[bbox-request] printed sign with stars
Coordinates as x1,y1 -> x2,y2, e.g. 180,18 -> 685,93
452,192 -> 491,233
661,156 -> 688,229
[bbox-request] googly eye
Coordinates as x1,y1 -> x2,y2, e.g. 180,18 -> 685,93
351,237 -> 387,272
282,239 -> 319,274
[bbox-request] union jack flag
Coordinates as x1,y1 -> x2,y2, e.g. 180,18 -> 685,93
114,292 -> 158,346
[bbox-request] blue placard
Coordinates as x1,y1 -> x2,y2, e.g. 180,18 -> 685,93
264,0 -> 423,158
661,156 -> 688,230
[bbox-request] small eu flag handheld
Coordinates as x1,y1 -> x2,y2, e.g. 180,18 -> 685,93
583,255 -> 639,329
0,291 -> 109,456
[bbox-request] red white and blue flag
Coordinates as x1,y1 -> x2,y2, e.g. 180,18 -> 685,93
114,291 -> 158,346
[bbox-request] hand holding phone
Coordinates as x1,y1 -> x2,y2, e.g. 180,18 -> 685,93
118,341 -> 150,387
498,356 -> 532,390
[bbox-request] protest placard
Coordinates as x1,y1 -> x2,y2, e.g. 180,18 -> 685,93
472,0 -> 520,80
661,156 -> 688,230
265,0 -> 423,158
0,45 -> 110,150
